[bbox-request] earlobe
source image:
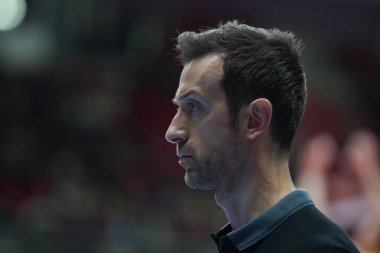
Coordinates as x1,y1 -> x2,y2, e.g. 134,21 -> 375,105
245,98 -> 272,140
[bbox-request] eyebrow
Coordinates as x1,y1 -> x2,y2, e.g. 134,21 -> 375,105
171,90 -> 201,105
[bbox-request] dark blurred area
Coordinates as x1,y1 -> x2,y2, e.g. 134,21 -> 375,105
0,0 -> 379,252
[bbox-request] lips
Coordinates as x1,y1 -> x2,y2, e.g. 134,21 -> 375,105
176,151 -> 193,159
178,155 -> 194,168
177,148 -> 195,168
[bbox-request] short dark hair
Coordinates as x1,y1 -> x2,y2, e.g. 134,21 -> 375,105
175,21 -> 307,155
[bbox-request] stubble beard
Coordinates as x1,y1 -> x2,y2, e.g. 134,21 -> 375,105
184,136 -> 246,193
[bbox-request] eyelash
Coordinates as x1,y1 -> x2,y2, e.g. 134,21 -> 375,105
174,100 -> 200,115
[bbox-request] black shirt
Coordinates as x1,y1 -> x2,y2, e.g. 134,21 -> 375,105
210,190 -> 360,253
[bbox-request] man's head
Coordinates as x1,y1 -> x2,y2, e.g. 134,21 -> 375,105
166,53 -> 246,191
165,21 -> 306,191
176,20 -> 306,155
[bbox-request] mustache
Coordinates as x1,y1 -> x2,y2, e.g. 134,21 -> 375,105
177,143 -> 196,156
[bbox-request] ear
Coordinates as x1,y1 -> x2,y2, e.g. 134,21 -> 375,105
243,98 -> 272,140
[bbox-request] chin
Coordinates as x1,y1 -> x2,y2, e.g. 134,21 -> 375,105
186,183 -> 215,191
184,173 -> 217,190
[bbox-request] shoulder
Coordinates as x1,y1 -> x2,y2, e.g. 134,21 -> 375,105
290,205 -> 360,253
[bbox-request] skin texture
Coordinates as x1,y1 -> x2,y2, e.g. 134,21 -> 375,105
166,53 -> 295,229
166,54 -> 245,192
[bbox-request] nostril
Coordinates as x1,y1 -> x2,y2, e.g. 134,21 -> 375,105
171,137 -> 185,145
177,139 -> 186,150
166,134 -> 185,145
165,125 -> 188,144
165,129 -> 180,144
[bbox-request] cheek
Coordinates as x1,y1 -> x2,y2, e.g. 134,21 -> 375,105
191,102 -> 232,150
196,121 -> 231,149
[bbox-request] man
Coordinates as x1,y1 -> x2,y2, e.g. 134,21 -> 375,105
165,21 -> 359,253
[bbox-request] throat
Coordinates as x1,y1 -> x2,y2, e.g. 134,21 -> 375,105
214,175 -> 295,230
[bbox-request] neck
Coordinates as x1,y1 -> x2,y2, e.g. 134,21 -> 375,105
214,155 -> 295,230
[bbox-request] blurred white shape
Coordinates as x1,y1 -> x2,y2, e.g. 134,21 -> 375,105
0,0 -> 27,31
0,23 -> 55,73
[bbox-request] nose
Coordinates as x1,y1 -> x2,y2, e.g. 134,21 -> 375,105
165,114 -> 189,144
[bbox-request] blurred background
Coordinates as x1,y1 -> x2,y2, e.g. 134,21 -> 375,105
0,0 -> 379,252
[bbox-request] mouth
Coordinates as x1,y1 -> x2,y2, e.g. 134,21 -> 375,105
176,151 -> 193,159
178,155 -> 194,168
179,155 -> 192,160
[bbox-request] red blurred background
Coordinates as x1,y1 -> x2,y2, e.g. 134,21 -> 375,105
0,0 -> 379,252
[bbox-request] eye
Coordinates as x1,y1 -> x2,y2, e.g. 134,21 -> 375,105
187,101 -> 199,113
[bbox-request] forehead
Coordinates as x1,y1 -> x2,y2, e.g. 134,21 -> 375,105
175,53 -> 224,99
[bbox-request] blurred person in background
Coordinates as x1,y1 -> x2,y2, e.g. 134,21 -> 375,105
297,130 -> 380,253
165,21 -> 359,253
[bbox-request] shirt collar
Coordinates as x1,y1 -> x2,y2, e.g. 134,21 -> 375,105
210,189 -> 314,251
